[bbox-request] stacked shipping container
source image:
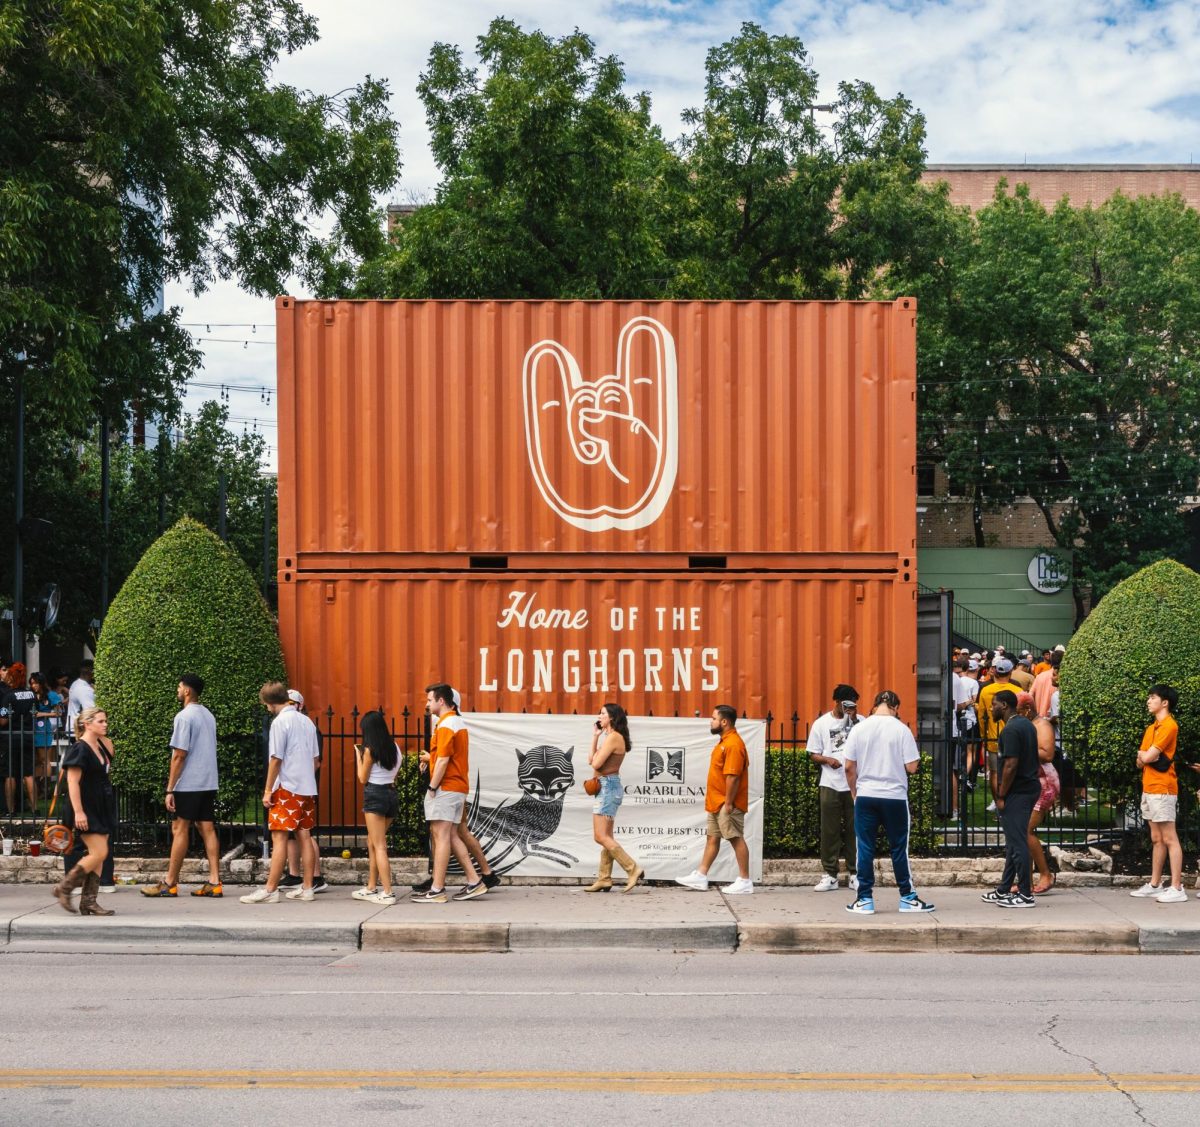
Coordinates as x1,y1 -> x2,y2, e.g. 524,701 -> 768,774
275,298 -> 917,723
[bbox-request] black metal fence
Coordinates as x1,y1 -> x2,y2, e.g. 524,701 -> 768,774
5,707 -> 1196,864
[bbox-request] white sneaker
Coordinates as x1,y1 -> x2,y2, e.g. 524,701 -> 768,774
675,870 -> 709,891
813,874 -> 838,892
1130,882 -> 1163,897
722,877 -> 754,895
98,885 -> 116,894
849,875 -> 860,891
351,887 -> 378,901
369,890 -> 397,905
285,885 -> 315,901
985,801 -> 997,812
1155,886 -> 1188,904
239,887 -> 279,904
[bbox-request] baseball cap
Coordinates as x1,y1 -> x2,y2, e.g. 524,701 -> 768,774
970,653 -> 981,661
994,657 -> 1014,674
1019,653 -> 1033,666
1054,644 -> 1066,653
287,689 -> 304,708
452,688 -> 462,709
968,659 -> 980,671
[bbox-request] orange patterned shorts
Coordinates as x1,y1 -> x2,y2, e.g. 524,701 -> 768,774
268,787 -> 316,832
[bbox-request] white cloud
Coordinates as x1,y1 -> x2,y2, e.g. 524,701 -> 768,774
173,0 -> 1200,462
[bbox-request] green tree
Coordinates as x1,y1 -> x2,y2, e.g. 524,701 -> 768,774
903,185 -> 1200,613
95,517 -> 285,808
1059,559 -> 1200,803
0,0 -> 400,427
354,19 -> 941,302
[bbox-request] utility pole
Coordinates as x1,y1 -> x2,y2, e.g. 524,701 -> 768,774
100,416 -> 110,618
11,353 -> 26,660
218,470 -> 227,540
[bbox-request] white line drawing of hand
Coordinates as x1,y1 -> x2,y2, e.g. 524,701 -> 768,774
523,316 -> 679,532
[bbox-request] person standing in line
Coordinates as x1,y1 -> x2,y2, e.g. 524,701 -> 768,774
1011,653 -> 1035,692
352,710 -> 400,905
1022,692 -> 1060,895
981,690 -> 1041,908
3,664 -> 38,816
53,708 -> 116,916
1030,650 -> 1061,719
582,703 -> 642,893
241,682 -> 320,904
1033,650 -> 1053,677
806,685 -> 861,892
843,691 -> 935,915
141,674 -> 223,898
65,660 -> 95,742
951,658 -> 979,813
977,657 -> 1019,811
279,690 -> 328,894
30,672 -> 62,801
676,705 -> 753,896
1130,685 -> 1186,903
412,682 -> 486,904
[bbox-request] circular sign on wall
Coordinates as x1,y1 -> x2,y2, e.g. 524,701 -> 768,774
1028,551 -> 1070,595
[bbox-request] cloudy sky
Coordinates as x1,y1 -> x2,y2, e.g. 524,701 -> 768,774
168,0 -> 1200,465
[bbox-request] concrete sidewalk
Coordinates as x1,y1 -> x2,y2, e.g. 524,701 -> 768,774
3,881 -> 1200,955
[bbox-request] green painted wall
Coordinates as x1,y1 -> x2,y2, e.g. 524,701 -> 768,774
917,548 -> 1074,652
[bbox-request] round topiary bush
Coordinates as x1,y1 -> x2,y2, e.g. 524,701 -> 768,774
1060,558 -> 1200,802
95,517 -> 285,814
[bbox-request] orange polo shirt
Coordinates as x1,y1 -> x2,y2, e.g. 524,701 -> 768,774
1141,714 -> 1178,796
431,712 -> 470,794
706,731 -> 749,813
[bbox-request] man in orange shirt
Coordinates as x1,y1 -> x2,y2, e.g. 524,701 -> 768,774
1130,684 -> 1185,902
412,682 -> 486,904
675,705 -> 752,894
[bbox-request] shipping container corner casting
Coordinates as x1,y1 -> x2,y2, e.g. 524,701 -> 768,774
274,298 -> 918,723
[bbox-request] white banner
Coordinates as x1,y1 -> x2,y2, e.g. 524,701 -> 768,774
460,713 -> 765,882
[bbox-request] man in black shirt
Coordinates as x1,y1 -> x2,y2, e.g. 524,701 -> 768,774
982,689 -> 1041,908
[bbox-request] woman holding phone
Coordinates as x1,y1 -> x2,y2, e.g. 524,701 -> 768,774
53,707 -> 116,915
583,703 -> 642,893
352,710 -> 400,905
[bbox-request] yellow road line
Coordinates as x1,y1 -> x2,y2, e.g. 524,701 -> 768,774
0,1070 -> 1197,1094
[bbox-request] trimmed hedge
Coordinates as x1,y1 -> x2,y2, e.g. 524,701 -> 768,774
1060,558 -> 1200,803
95,518 -> 286,813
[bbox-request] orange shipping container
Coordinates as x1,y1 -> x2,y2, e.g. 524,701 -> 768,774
277,571 -> 916,724
275,298 -> 917,564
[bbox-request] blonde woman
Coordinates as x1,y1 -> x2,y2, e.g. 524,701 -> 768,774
584,703 -> 643,893
54,708 -> 116,916
352,710 -> 400,905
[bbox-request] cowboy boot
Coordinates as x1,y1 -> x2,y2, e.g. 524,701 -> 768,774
583,849 -> 614,893
79,871 -> 115,916
54,864 -> 88,914
609,845 -> 644,893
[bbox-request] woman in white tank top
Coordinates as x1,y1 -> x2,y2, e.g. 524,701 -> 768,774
354,710 -> 401,904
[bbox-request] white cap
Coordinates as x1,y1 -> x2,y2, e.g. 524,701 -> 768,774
968,659 -> 980,671
1054,644 -> 1066,653
287,688 -> 304,708
452,688 -> 462,709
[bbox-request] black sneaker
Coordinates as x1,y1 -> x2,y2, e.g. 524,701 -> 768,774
311,876 -> 329,894
996,892 -> 1036,909
279,873 -> 302,888
411,876 -> 433,894
481,871 -> 501,890
980,890 -> 1006,904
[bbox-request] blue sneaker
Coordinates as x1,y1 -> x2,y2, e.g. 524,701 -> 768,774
845,896 -> 875,915
899,893 -> 936,913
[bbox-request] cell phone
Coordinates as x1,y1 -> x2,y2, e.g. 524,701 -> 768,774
595,721 -> 602,731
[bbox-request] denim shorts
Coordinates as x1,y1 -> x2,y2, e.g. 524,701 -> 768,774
592,774 -> 623,817
363,782 -> 398,818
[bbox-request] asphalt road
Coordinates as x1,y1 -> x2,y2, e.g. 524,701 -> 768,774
1,949 -> 1197,1126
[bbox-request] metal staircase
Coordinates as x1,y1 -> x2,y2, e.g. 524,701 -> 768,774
918,583 -> 1043,657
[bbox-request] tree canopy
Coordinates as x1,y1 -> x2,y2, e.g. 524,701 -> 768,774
0,0 -> 400,425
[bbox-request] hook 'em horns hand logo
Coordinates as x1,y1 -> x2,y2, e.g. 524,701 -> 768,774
522,316 -> 679,532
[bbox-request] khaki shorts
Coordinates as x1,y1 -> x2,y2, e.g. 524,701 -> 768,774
424,789 -> 466,823
706,808 -> 745,841
1140,792 -> 1178,823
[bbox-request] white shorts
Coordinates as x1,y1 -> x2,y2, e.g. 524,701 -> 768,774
1140,792 -> 1177,823
424,789 -> 466,823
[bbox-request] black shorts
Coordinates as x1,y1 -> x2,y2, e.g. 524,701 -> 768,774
363,782 -> 398,818
173,790 -> 217,823
2,738 -> 37,779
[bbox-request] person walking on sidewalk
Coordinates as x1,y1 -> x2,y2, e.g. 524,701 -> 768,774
676,705 -> 753,896
583,703 -> 642,893
1130,685 -> 1186,903
1025,693 -> 1061,895
279,690 -> 328,895
412,683 -> 486,904
807,685 -> 861,892
353,710 -> 400,905
241,683 -> 320,905
53,708 -> 116,916
843,691 -> 934,915
142,674 -> 223,899
981,690 -> 1041,909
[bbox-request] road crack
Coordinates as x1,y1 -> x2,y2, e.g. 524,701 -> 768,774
1040,1012 -> 1157,1126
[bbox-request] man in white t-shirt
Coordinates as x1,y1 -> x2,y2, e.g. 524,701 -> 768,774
952,657 -> 979,814
843,690 -> 935,915
807,684 -> 861,892
241,682 -> 320,905
66,661 -> 95,736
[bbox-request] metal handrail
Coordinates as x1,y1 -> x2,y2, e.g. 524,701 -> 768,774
918,583 -> 1043,656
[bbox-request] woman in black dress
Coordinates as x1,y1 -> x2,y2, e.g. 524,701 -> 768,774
54,707 -> 116,915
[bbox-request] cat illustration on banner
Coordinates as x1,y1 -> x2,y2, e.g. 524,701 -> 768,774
465,743 -> 579,874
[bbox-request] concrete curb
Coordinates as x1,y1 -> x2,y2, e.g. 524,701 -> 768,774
9,914 -> 364,948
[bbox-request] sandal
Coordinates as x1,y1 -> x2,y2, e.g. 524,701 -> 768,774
1032,877 -> 1056,894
